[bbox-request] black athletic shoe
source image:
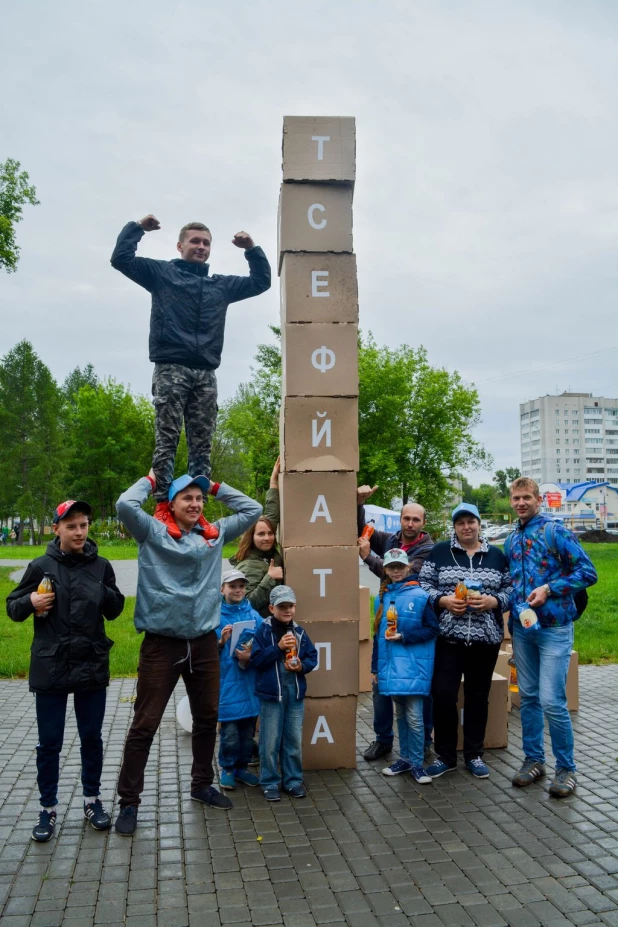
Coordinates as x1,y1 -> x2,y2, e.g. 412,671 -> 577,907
191,786 -> 233,810
84,799 -> 112,831
285,784 -> 307,798
115,805 -> 138,836
363,741 -> 392,761
32,810 -> 56,842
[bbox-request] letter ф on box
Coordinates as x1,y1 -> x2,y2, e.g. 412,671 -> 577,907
282,323 -> 359,398
283,546 -> 360,621
282,116 -> 356,184
302,695 -> 358,770
280,397 -> 359,472
279,472 -> 357,549
277,183 -> 353,273
300,619 -> 359,698
280,253 -> 358,324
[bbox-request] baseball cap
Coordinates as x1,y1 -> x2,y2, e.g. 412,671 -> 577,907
221,569 -> 248,585
383,548 -> 409,567
168,474 -> 210,502
270,585 -> 296,606
53,500 -> 92,524
452,502 -> 481,523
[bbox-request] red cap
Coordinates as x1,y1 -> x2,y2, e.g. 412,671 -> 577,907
53,500 -> 92,524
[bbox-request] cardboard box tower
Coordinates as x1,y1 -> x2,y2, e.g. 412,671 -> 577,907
278,116 -> 359,769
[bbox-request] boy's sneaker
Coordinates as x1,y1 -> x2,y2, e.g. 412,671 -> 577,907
411,766 -> 432,784
466,757 -> 490,779
549,768 -> 577,798
285,784 -> 307,798
235,769 -> 259,787
220,770 -> 236,790
426,758 -> 457,779
512,759 -> 546,788
191,786 -> 233,810
115,805 -> 138,836
263,788 -> 281,802
382,759 -> 412,777
84,799 -> 111,830
363,740 -> 392,761
32,809 -> 56,842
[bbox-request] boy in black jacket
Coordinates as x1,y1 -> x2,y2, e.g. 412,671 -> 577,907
6,500 -> 124,842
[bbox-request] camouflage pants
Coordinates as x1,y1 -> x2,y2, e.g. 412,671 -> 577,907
152,364 -> 218,502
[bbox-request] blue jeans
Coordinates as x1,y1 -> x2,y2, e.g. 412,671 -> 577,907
373,682 -> 433,748
513,621 -> 575,771
258,669 -> 304,791
393,695 -> 425,767
218,717 -> 257,772
35,688 -> 107,807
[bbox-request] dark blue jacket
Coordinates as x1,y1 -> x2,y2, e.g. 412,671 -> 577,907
250,618 -> 318,703
217,598 -> 263,723
111,221 -> 271,370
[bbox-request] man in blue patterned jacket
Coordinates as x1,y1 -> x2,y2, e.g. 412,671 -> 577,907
506,477 -> 597,798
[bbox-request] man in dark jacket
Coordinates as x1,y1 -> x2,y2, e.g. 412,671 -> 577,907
356,485 -> 435,761
111,214 -> 271,535
6,501 -> 124,842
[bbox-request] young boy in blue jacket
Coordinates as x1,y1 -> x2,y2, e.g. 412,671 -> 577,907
374,549 -> 439,784
250,585 -> 318,802
217,569 -> 263,790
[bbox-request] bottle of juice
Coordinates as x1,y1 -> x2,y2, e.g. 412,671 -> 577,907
454,581 -> 468,600
508,655 -> 518,693
361,520 -> 375,540
385,600 -> 398,639
35,575 -> 53,618
285,639 -> 300,669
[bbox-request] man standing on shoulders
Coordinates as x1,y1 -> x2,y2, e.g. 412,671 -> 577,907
356,485 -> 435,762
506,478 -> 597,798
114,470 -> 262,835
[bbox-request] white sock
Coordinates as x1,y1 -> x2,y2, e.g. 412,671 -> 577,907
41,806 -> 56,813
84,796 -> 98,804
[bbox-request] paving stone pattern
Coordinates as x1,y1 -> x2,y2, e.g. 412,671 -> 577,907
0,667 -> 617,927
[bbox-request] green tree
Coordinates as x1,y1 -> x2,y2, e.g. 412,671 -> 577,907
0,159 -> 40,273
493,467 -> 521,497
63,364 -> 99,405
0,341 -> 66,540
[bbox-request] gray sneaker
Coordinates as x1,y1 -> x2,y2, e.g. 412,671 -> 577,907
549,768 -> 576,798
512,759 -> 546,788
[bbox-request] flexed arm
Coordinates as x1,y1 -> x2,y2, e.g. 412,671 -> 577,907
224,232 -> 271,303
110,215 -> 162,292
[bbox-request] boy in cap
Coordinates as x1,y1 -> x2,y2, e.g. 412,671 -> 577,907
6,500 -> 125,842
217,569 -> 263,791
114,470 -> 262,833
250,586 -> 318,802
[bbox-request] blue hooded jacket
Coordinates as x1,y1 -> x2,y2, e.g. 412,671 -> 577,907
217,597 -> 263,723
374,580 -> 439,697
250,618 -> 318,703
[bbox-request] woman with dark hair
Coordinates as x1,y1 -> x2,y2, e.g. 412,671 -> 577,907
230,459 -> 283,616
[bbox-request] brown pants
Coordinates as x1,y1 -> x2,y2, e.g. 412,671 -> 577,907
117,631 -> 219,807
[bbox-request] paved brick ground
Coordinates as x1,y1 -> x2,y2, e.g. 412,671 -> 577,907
1,667 -> 617,927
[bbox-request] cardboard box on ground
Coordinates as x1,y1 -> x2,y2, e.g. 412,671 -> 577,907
279,472 -> 357,548
280,397 -> 359,472
457,673 -> 508,750
299,619 -> 359,697
302,695 -> 357,770
280,253 -> 358,324
359,640 -> 372,693
359,586 -> 371,641
282,323 -> 359,398
283,546 -> 360,621
277,183 -> 353,273
282,116 -> 356,184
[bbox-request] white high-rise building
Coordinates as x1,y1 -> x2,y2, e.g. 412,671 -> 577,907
519,392 -> 618,486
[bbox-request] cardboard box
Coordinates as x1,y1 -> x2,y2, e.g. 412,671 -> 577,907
302,695 -> 357,769
282,116 -> 356,184
281,253 -> 358,324
456,673 -> 508,750
280,397 -> 358,472
359,586 -> 371,641
283,546 -> 360,620
302,619 -> 359,698
278,184 -> 353,272
494,651 -> 513,712
510,650 -> 579,712
279,472 -> 357,548
359,639 -> 372,692
282,323 -> 359,398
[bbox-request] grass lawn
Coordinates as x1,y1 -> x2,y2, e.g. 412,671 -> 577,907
573,544 -> 618,664
0,541 -> 239,561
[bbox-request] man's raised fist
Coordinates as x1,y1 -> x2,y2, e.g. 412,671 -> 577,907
139,215 -> 161,232
232,231 -> 254,250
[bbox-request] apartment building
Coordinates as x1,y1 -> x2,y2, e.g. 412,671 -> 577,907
519,392 -> 618,486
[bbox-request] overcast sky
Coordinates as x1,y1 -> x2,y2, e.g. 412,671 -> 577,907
2,0 -> 617,485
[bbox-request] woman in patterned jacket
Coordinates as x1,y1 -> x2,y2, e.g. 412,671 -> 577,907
419,503 -> 512,780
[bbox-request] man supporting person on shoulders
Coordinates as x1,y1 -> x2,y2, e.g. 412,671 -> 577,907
356,485 -> 435,762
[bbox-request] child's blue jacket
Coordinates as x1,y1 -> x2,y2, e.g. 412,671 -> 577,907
250,617 -> 317,703
217,597 -> 263,722
373,579 -> 439,697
